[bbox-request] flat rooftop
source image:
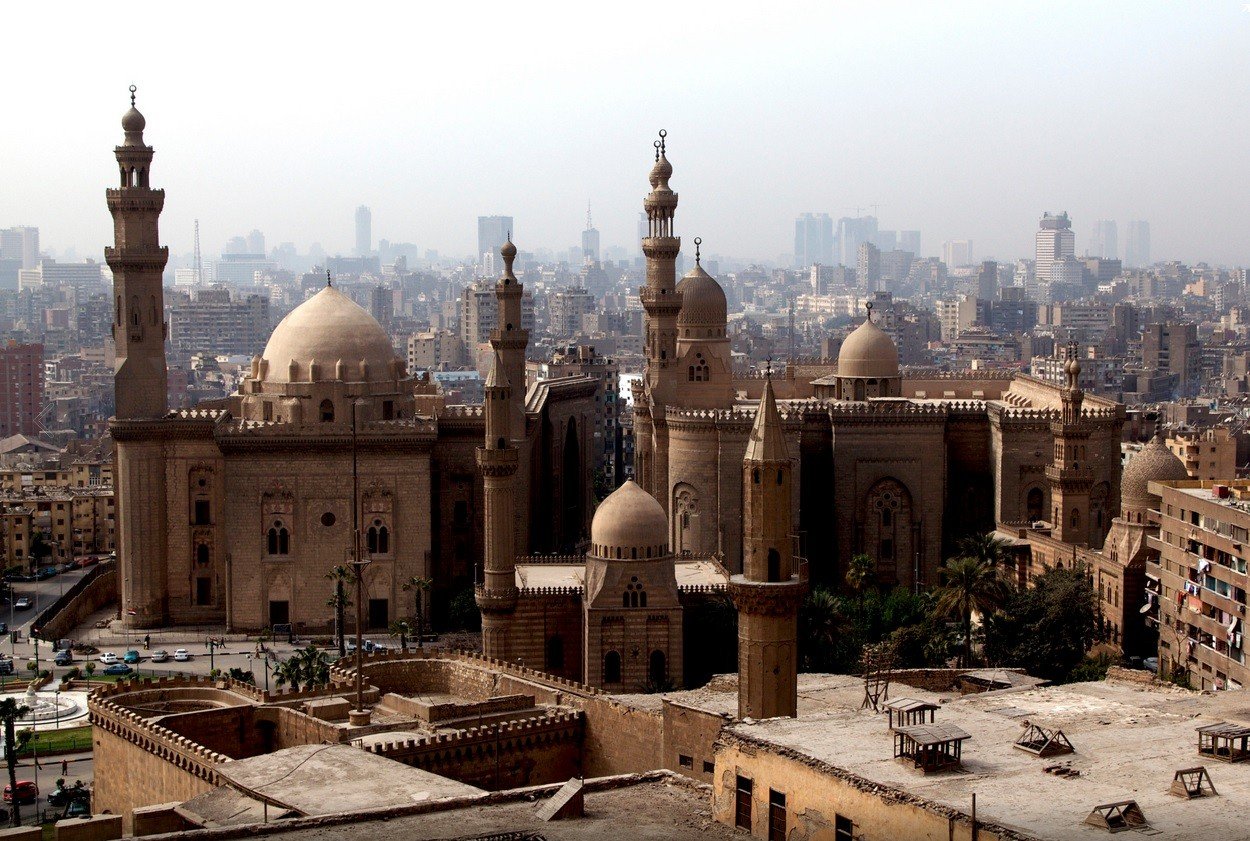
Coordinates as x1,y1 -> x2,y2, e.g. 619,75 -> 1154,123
713,674 -> 1250,840
515,558 -> 727,590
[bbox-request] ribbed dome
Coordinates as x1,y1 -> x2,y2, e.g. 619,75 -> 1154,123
591,480 -> 669,558
261,285 -> 399,384
1122,435 -> 1189,508
676,266 -> 727,329
838,317 -> 899,379
649,155 -> 673,189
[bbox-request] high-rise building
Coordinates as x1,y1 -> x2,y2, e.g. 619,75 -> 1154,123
837,216 -> 877,266
549,286 -> 596,339
477,216 -> 513,265
977,261 -> 998,301
897,230 -> 921,255
355,206 -> 371,257
1034,212 -> 1074,284
245,229 -> 266,257
168,287 -> 271,357
1141,322 -> 1200,398
0,341 -> 43,437
582,205 -> 600,263
794,213 -> 834,268
857,242 -> 881,291
0,227 -> 39,270
1089,220 -> 1117,259
942,240 -> 974,268
17,259 -> 104,293
1125,220 -> 1151,267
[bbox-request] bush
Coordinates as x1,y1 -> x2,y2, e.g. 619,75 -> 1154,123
446,587 -> 481,632
1067,653 -> 1113,683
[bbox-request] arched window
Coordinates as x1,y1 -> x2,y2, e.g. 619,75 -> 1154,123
603,650 -> 622,684
752,468 -> 761,484
319,399 -> 334,422
622,592 -> 630,608
648,650 -> 667,687
266,521 -> 290,555
366,519 -> 389,555
1026,487 -> 1044,522
640,591 -> 647,607
768,548 -> 781,582
776,469 -> 784,486
196,544 -> 210,565
1070,508 -> 1081,529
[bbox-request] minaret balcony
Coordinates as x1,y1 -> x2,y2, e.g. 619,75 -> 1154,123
104,246 -> 169,272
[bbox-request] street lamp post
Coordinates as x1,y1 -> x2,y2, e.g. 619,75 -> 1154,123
348,398 -> 371,726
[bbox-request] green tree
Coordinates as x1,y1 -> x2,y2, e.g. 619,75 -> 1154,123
799,586 -> 858,673
446,586 -> 481,632
845,553 -> 876,620
388,620 -> 412,652
0,698 -> 30,826
273,645 -> 332,692
84,661 -> 96,687
325,566 -> 354,658
933,555 -> 1009,667
955,533 -> 1012,570
401,577 -> 432,649
983,564 -> 1100,682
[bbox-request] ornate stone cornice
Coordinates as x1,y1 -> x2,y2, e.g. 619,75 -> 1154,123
474,585 -> 519,614
477,447 -> 519,476
728,576 -> 806,616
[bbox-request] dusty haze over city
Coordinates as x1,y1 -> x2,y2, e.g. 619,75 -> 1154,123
4,1 -> 1250,264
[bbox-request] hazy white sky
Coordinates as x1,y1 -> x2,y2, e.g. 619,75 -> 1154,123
4,1 -> 1250,266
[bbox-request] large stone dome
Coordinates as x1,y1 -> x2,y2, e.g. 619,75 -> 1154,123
838,316 -> 899,379
261,285 -> 400,384
590,480 -> 669,559
676,266 -> 727,330
1122,435 -> 1189,508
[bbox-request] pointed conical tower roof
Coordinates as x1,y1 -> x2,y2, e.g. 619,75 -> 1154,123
744,373 -> 788,463
484,349 -> 510,390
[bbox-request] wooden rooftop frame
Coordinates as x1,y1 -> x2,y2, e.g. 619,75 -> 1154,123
892,722 -> 970,774
1196,722 -> 1250,763
1013,723 -> 1075,758
1170,766 -> 1217,799
1083,800 -> 1148,832
884,697 -> 938,729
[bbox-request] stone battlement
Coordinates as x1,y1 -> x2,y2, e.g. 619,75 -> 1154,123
361,708 -> 584,760
330,648 -> 603,697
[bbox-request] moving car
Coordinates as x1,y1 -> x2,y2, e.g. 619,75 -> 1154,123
173,649 -> 191,662
3,781 -> 37,804
102,663 -> 132,676
122,650 -> 141,664
149,649 -> 168,663
53,650 -> 72,666
13,597 -> 31,610
98,652 -> 118,665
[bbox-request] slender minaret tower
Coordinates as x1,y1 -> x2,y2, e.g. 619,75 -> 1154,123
730,371 -> 804,718
491,235 -> 527,437
1047,342 -> 1093,545
108,86 -> 170,629
637,130 -> 682,500
475,348 -> 519,658
109,85 -> 169,418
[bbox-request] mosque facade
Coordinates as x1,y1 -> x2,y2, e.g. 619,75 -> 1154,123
108,96 -> 597,634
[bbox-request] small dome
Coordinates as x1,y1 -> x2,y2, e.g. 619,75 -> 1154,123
838,317 -> 899,379
591,480 -> 669,557
260,285 -> 400,384
500,237 -> 517,260
649,155 -> 673,189
1121,435 -> 1189,508
122,106 -> 145,134
676,266 -> 727,329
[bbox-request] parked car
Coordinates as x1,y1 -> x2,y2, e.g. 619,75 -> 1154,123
122,650 -> 141,664
12,598 -> 31,610
54,650 -> 72,666
102,663 -> 132,676
98,652 -> 118,665
3,781 -> 37,804
173,649 -> 191,662
36,567 -> 56,580
1143,656 -> 1160,673
63,798 -> 90,819
0,622 -> 8,635
74,557 -> 97,569
149,649 -> 169,663
49,784 -> 88,807
0,659 -> 13,676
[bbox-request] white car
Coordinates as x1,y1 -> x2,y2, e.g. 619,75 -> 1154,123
173,649 -> 191,662
98,652 -> 118,665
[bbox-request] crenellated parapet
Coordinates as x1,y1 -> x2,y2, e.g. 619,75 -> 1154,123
330,648 -> 604,698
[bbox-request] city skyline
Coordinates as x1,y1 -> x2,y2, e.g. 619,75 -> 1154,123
4,3 -> 1250,266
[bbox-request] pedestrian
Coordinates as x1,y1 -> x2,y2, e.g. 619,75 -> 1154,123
143,634 -> 150,650
61,759 -> 67,776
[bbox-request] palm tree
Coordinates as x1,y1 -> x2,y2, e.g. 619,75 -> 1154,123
933,555 -> 1009,668
0,698 -> 30,827
401,577 -> 432,649
956,533 -> 1011,569
273,645 -> 332,691
845,553 -> 876,620
325,566 -> 354,658
388,620 -> 412,652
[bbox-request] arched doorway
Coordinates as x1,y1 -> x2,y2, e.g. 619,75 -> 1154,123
603,650 -> 621,684
648,650 -> 667,688
862,478 -> 914,588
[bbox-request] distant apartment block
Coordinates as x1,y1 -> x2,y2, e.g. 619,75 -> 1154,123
794,213 -> 834,268
407,329 -> 467,373
1167,429 -> 1237,481
941,240 -> 974,268
0,342 -> 43,438
1034,211 -> 1074,284
169,287 -> 271,357
477,216 -> 513,265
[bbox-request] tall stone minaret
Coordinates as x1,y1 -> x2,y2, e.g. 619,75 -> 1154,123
491,235 -> 527,437
1047,342 -> 1092,545
730,372 -> 804,719
108,87 -> 170,629
108,85 -> 169,419
637,130 -> 682,501
476,348 -> 519,658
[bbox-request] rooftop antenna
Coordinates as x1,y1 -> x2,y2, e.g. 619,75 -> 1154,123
193,220 -> 202,286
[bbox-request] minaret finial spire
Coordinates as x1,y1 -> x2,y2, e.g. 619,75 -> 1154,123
129,84 -> 136,107
654,139 -> 661,162
658,129 -> 667,155
694,236 -> 702,267
765,357 -> 772,380
865,300 -> 874,322
326,269 -> 332,287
